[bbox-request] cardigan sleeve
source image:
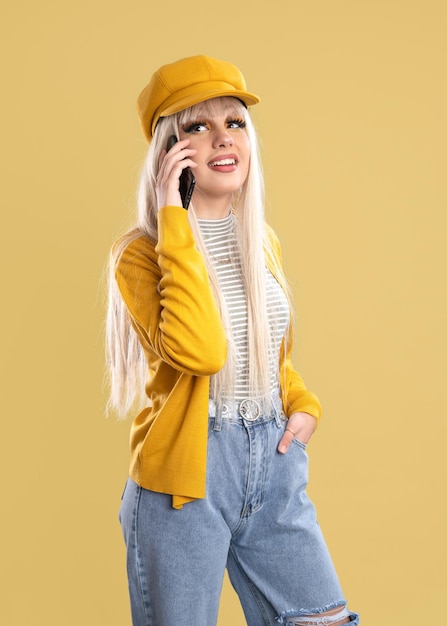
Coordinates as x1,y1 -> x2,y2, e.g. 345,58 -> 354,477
279,328 -> 322,420
115,205 -> 227,376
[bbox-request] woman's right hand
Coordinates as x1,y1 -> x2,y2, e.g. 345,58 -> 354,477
156,139 -> 197,210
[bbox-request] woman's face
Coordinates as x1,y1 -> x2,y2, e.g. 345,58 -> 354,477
177,97 -> 251,210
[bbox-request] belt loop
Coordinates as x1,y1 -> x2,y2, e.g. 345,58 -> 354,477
274,407 -> 282,428
213,401 -> 223,431
273,395 -> 283,427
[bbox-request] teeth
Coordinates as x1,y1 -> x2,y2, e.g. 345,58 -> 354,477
210,158 -> 236,166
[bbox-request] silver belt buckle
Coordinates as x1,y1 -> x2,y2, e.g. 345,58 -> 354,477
238,399 -> 261,422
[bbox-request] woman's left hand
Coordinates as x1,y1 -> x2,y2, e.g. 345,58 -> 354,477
277,412 -> 318,454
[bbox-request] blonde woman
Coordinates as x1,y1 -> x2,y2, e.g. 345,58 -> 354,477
107,55 -> 359,626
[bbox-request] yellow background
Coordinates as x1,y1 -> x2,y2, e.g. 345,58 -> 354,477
1,1 -> 445,624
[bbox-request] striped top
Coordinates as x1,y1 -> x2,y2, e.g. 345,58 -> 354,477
198,213 -> 290,400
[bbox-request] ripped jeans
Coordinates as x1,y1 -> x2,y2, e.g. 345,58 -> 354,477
119,396 -> 360,625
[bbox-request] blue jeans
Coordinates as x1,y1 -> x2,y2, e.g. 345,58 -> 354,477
119,396 -> 360,625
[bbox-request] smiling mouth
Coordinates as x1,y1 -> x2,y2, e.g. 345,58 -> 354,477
208,158 -> 237,167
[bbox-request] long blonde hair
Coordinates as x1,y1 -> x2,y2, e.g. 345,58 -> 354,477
106,97 -> 290,418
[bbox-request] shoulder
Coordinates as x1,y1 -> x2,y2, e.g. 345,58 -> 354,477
112,228 -> 156,257
112,229 -> 157,272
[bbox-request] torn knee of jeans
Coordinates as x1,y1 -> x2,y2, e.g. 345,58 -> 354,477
277,601 -> 352,626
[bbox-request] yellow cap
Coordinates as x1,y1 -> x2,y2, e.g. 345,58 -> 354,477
137,55 -> 260,141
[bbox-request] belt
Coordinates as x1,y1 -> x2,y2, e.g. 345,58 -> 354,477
208,396 -> 283,422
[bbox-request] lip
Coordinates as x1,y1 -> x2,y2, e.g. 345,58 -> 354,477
207,153 -> 239,168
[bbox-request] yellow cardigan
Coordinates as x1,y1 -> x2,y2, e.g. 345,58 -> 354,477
115,205 -> 321,509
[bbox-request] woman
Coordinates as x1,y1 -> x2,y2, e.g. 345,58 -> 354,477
107,54 -> 359,626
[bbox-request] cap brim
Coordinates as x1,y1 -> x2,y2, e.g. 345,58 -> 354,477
152,84 -> 260,134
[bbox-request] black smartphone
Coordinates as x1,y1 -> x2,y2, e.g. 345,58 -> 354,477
166,135 -> 196,209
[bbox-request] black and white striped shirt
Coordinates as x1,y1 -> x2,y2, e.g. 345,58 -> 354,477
198,213 -> 289,400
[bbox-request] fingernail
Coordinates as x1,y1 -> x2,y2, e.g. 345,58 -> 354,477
278,444 -> 287,454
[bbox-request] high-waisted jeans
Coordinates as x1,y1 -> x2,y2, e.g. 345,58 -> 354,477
119,396 -> 360,625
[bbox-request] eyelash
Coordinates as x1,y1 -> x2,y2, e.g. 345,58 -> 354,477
229,118 -> 246,129
183,118 -> 246,133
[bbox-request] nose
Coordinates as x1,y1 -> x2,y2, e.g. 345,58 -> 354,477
212,128 -> 233,148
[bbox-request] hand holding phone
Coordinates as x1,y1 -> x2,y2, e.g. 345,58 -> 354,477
166,135 -> 196,209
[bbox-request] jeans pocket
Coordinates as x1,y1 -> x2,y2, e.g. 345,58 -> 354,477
279,418 -> 308,451
291,437 -> 307,451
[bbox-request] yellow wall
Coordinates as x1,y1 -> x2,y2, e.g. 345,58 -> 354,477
1,1 -> 445,624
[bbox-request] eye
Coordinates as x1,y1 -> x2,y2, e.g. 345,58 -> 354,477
227,118 -> 246,130
183,121 -> 209,134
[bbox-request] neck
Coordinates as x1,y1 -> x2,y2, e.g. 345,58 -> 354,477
191,191 -> 233,219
